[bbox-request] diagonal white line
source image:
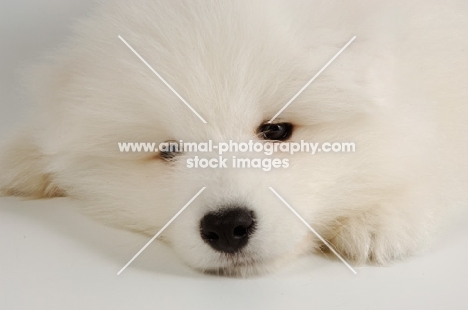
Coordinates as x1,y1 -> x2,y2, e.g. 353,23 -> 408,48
118,35 -> 207,124
268,187 -> 357,274
268,36 -> 356,123
117,187 -> 206,275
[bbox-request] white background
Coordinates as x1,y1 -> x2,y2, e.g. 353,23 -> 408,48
1,1 -> 467,309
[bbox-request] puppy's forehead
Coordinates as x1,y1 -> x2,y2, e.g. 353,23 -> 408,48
112,1 -> 366,133
143,49 -> 309,135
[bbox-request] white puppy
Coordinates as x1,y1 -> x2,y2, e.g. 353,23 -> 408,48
1,0 -> 467,276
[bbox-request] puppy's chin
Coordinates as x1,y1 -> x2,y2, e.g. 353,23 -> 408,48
190,248 -> 304,277
198,257 -> 282,277
202,265 -> 267,277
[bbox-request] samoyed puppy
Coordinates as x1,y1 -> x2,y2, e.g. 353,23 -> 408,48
1,0 -> 467,276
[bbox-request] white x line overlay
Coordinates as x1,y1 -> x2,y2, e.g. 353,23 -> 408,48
117,187 -> 206,275
268,36 -> 356,123
118,35 -> 207,124
269,187 -> 357,274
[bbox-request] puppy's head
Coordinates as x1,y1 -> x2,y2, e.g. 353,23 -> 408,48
35,1 -> 387,276
68,53 -> 373,276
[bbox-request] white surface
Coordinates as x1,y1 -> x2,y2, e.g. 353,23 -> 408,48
1,1 -> 467,309
1,197 -> 467,310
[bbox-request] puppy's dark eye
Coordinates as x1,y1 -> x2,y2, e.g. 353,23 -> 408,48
159,140 -> 182,161
258,122 -> 293,141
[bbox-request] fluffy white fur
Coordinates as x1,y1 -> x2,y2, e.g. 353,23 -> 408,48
1,0 -> 467,276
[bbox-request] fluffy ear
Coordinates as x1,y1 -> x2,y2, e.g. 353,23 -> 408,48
0,130 -> 64,198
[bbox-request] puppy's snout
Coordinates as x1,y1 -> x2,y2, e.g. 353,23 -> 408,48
200,207 -> 255,254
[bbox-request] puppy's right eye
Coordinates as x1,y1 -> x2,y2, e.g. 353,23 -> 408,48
159,140 -> 182,161
258,122 -> 293,141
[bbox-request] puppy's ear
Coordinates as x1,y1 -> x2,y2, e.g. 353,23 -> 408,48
0,130 -> 64,198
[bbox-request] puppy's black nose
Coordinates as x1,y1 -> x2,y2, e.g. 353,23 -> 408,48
200,208 -> 255,254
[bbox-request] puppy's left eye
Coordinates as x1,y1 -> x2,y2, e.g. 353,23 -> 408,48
159,140 -> 183,161
258,122 -> 293,141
